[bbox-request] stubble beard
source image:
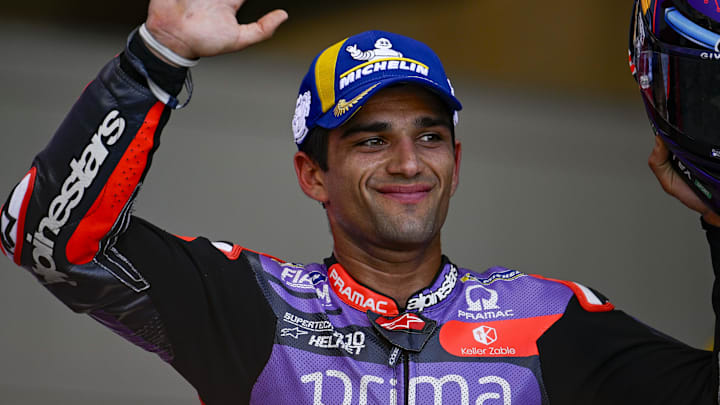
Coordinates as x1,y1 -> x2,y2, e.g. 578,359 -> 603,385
369,203 -> 446,248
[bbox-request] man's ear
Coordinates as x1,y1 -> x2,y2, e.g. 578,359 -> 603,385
294,151 -> 329,203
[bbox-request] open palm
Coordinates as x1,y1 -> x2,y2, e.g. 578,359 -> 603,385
146,0 -> 288,59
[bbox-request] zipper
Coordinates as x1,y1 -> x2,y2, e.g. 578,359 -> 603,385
404,351 -> 410,405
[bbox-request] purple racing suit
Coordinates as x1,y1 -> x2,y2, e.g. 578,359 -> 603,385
1,31 -> 719,405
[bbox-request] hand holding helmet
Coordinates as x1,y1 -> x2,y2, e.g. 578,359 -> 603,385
648,136 -> 720,225
630,0 -> 720,223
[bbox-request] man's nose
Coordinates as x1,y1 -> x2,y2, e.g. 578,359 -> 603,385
387,138 -> 421,177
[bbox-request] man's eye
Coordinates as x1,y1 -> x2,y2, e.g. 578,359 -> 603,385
359,138 -> 386,147
419,133 -> 441,142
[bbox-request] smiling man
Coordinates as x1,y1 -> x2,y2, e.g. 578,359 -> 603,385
3,0 -> 720,404
295,84 -> 461,307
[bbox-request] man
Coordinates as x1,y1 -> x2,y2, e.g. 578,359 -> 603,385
2,0 -> 719,404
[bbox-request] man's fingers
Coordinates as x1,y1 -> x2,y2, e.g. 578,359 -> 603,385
648,136 -> 720,226
234,9 -> 288,50
648,136 -> 674,195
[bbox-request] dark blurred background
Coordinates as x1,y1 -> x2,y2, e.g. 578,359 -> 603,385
5,0 -> 635,96
1,1 -> 712,404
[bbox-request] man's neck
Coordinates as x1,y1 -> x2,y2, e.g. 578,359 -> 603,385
331,235 -> 444,307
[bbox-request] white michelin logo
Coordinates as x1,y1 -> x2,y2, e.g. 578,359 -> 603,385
346,38 -> 403,62
465,284 -> 500,311
292,91 -> 312,144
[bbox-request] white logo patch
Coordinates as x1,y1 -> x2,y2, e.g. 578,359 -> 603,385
406,265 -> 458,312
1,171 -> 33,260
280,326 -> 308,339
465,285 -> 500,312
301,370 -> 512,405
346,38 -> 403,62
339,39 -> 430,91
30,110 -> 125,285
473,325 -> 498,346
293,91 -> 312,144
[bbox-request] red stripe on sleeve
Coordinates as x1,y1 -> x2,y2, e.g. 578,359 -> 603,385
532,274 -> 615,313
66,102 -> 165,265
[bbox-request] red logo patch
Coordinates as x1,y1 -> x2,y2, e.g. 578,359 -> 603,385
440,314 -> 562,358
328,264 -> 399,315
376,313 -> 426,331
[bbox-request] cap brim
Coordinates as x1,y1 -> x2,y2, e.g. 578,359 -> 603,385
315,76 -> 462,130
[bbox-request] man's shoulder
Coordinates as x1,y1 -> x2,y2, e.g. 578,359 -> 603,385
453,266 -> 614,315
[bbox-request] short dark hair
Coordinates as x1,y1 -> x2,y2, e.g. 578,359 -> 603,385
299,126 -> 331,172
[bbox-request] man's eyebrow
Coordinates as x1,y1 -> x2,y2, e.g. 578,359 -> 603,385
416,116 -> 452,129
340,122 -> 390,138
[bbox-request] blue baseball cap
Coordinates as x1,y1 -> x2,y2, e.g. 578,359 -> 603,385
291,30 -> 462,146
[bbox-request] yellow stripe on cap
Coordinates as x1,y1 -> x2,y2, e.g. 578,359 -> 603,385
315,38 -> 347,113
641,0 -> 650,13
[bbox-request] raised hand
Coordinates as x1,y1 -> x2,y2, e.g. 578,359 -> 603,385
145,0 -> 288,59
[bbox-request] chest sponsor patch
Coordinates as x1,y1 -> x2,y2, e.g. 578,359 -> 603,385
439,315 -> 562,358
375,312 -> 426,332
368,311 -> 437,352
328,264 -> 399,315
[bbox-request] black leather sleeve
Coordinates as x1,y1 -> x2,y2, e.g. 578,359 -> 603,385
0,29 -> 277,404
113,217 -> 277,404
537,218 -> 719,404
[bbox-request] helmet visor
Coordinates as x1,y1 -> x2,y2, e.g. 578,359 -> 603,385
631,5 -> 720,149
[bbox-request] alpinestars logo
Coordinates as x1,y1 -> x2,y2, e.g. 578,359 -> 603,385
280,327 -> 308,339
406,265 -> 458,312
30,110 -> 125,285
377,313 -> 426,331
473,326 -> 497,345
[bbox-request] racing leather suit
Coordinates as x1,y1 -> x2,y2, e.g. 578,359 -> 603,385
1,31 -> 719,405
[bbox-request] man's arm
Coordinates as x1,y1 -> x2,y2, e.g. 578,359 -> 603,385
0,0 -> 286,394
0,0 -> 285,309
534,137 -> 720,404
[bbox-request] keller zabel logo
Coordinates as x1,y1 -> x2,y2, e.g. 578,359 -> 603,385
29,110 -> 125,285
473,325 -> 497,346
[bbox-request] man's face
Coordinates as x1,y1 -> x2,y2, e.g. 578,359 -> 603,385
320,84 -> 461,250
